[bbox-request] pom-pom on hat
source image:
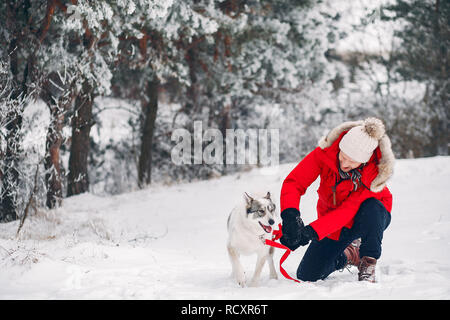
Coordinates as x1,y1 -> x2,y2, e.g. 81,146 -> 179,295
339,117 -> 386,163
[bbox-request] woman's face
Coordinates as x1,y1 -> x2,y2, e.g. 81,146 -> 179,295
338,150 -> 362,172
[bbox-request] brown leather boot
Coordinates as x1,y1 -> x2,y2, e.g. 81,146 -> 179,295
358,256 -> 377,282
343,238 -> 361,267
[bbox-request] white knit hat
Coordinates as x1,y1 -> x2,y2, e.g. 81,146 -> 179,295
339,117 -> 386,163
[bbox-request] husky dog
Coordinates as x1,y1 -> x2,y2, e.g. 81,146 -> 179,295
227,191 -> 278,287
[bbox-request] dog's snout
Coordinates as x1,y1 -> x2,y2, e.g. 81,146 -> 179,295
268,219 -> 274,225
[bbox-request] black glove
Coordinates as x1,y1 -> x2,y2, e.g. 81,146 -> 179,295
279,208 -> 318,250
298,225 -> 318,246
279,208 -> 304,250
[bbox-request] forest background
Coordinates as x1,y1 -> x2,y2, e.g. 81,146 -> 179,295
0,0 -> 448,223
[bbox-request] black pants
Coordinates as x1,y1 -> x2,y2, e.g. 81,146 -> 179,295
297,198 -> 391,282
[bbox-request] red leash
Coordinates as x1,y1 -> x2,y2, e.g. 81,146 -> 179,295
265,224 -> 301,283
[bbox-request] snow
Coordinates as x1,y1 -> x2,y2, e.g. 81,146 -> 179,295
0,155 -> 449,299
320,0 -> 398,54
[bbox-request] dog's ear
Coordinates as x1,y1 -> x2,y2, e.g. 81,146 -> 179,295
264,192 -> 271,199
243,192 -> 254,205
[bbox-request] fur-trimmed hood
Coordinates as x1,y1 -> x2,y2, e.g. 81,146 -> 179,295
318,120 -> 395,192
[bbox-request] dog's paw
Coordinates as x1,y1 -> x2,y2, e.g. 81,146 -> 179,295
270,273 -> 278,280
235,273 -> 246,288
249,278 -> 260,287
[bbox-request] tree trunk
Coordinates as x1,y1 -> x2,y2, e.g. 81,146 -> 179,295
137,77 -> 159,188
186,44 -> 199,114
67,81 -> 94,197
219,103 -> 231,173
0,36 -> 24,222
44,103 -> 65,208
0,108 -> 22,222
41,72 -> 71,208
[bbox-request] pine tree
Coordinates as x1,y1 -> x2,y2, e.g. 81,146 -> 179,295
381,0 -> 449,155
108,0 -> 220,187
0,0 -> 55,220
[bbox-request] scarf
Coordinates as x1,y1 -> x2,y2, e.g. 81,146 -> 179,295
337,155 -> 364,191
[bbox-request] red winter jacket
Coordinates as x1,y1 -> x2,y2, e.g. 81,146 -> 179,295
280,126 -> 394,241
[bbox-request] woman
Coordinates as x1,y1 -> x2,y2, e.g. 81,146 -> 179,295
279,117 -> 395,282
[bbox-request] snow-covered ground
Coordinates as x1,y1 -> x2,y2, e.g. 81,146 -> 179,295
0,156 -> 449,299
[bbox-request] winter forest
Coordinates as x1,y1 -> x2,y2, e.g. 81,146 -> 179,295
0,0 -> 449,300
1,0 -> 447,224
